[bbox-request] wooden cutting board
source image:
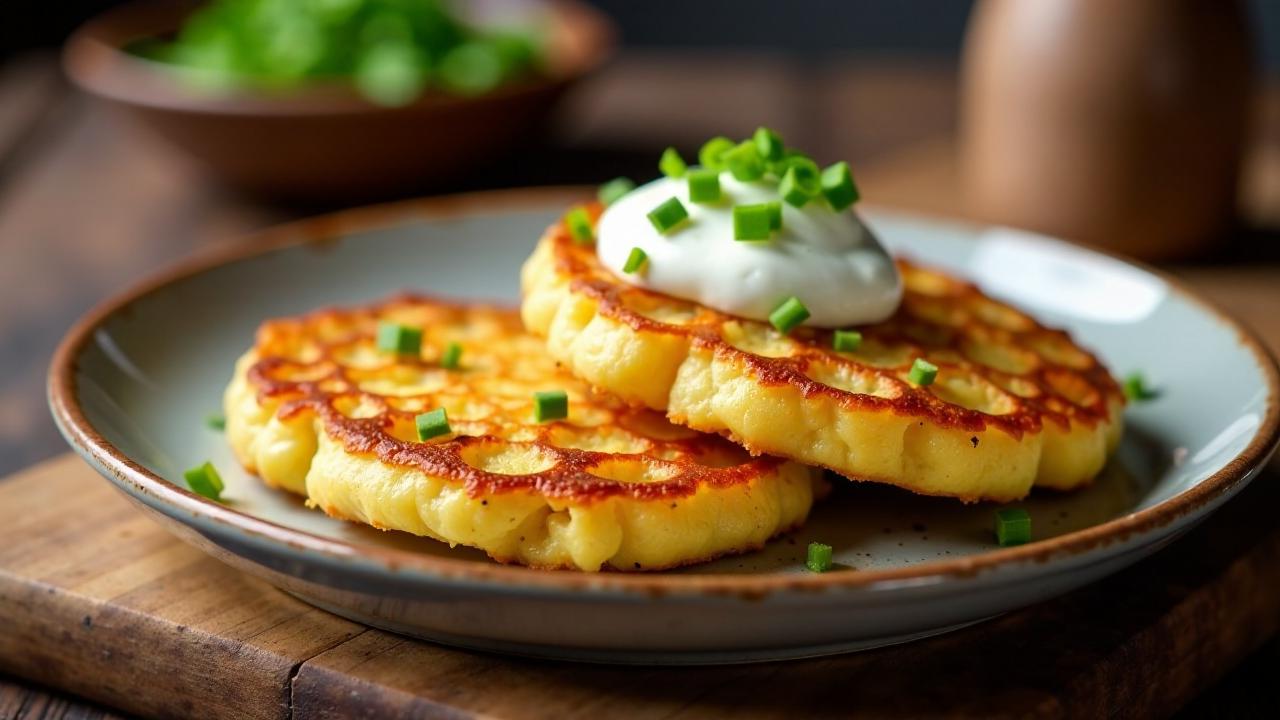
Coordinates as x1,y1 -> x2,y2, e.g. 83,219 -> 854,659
1,453 -> 1278,720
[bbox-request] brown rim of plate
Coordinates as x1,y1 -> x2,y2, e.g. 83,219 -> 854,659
48,186 -> 1280,598
62,0 -> 616,117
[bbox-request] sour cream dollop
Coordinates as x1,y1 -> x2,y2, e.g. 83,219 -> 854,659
597,173 -> 901,328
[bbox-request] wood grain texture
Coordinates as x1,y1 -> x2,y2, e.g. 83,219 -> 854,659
292,467 -> 1280,720
0,456 -> 365,720
0,453 -> 1277,720
0,675 -> 128,720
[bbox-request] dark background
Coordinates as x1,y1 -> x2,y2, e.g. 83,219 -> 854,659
5,0 -> 1279,69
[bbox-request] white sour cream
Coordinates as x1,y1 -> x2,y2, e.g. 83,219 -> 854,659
596,173 -> 902,328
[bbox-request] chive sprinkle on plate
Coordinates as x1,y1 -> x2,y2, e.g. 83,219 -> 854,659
995,508 -> 1032,547
806,542 -> 834,573
183,461 -> 225,502
1123,372 -> 1159,402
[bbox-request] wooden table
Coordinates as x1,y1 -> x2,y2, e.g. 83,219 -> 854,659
1,50 -> 1278,718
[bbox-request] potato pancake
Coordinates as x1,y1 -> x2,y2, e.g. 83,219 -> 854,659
522,207 -> 1124,502
225,296 -> 822,571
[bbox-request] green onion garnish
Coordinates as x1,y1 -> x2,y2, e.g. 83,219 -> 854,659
908,358 -> 938,386
183,461 -> 225,502
698,136 -> 736,171
769,296 -> 810,335
376,322 -> 422,356
659,147 -> 688,178
1122,372 -> 1159,402
833,330 -> 862,352
438,42 -> 505,96
205,413 -> 226,431
780,163 -> 820,207
725,141 -> 765,182
753,126 -> 785,161
687,168 -> 721,204
440,342 -> 462,370
806,542 -> 833,572
622,247 -> 648,274
766,201 -> 782,231
598,177 -> 635,207
564,206 -> 594,244
995,508 -> 1031,546
355,44 -> 428,108
647,197 -> 689,235
768,150 -> 815,179
533,390 -> 569,422
821,161 -> 860,211
733,203 -> 774,241
415,408 -> 451,441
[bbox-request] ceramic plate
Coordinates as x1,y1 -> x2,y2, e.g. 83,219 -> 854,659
50,188 -> 1279,664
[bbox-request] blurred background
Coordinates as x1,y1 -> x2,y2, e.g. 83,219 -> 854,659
0,1 -> 1278,715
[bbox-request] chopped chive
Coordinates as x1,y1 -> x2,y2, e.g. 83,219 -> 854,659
780,162 -> 820,207
769,150 -> 816,179
533,390 -> 569,422
908,358 -> 938,386
766,201 -> 782,231
769,296 -> 810,334
698,136 -> 735,171
440,341 -> 462,370
183,461 -> 224,502
376,322 -> 422,356
622,247 -> 648,274
687,167 -> 722,204
821,161 -> 861,211
733,203 -> 774,241
647,197 -> 689,235
806,542 -> 833,572
1122,372 -> 1159,402
995,508 -> 1031,546
564,205 -> 594,244
205,413 -> 226,431
753,126 -> 785,162
598,177 -> 635,207
833,329 -> 863,352
725,140 -> 765,182
659,147 -> 687,178
415,408 -> 451,440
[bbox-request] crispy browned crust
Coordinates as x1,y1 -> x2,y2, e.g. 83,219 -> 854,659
245,296 -> 790,504
544,203 -> 1124,441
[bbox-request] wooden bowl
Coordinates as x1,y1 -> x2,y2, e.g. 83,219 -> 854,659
63,0 -> 614,202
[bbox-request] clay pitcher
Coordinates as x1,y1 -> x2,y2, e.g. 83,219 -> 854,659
960,0 -> 1254,260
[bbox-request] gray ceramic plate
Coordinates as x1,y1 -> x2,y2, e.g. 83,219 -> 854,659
50,188 -> 1279,664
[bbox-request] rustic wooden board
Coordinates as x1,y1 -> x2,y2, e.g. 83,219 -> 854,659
1,453 -> 1278,719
